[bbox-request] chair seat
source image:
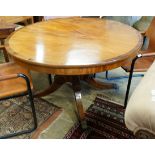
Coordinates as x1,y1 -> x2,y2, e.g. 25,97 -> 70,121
122,50 -> 155,72
0,62 -> 33,99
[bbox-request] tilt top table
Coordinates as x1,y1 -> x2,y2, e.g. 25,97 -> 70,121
5,17 -> 142,127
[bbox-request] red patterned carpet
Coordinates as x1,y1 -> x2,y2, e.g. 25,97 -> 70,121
65,94 -> 135,139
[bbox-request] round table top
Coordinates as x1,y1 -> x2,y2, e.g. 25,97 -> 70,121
5,17 -> 142,75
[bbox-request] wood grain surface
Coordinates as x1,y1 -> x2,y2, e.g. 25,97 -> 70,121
5,17 -> 143,75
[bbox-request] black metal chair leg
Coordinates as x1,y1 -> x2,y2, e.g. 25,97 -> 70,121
21,73 -> 38,130
48,74 -> 52,85
0,74 -> 38,139
124,54 -> 142,109
106,71 -> 108,79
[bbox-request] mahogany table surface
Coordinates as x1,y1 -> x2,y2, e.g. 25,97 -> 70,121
5,17 -> 143,75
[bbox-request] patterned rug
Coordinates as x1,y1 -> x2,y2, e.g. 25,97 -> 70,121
64,94 -> 135,139
0,96 -> 62,139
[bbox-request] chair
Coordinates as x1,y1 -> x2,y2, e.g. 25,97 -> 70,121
124,52 -> 155,108
43,16 -> 74,20
0,16 -> 33,62
0,23 -> 15,62
0,16 -> 34,25
124,52 -> 155,138
0,17 -> 34,63
105,16 -> 155,80
0,46 -> 37,138
122,17 -> 155,73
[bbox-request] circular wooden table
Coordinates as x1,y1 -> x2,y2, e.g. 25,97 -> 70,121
5,17 -> 142,127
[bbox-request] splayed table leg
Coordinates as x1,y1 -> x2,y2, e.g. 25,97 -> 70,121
82,75 -> 117,89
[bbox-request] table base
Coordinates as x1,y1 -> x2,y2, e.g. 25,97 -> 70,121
34,75 -> 117,128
